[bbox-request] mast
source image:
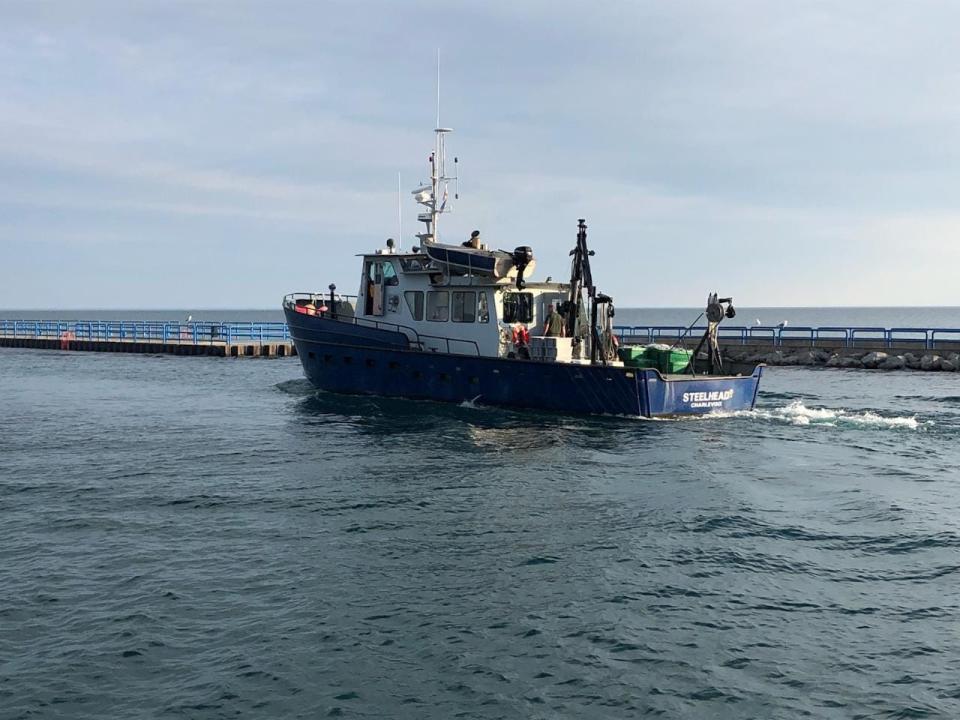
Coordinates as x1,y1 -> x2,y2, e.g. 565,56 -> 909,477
397,172 -> 403,251
414,128 -> 455,245
414,54 -> 457,245
566,219 -> 593,332
566,219 -> 606,363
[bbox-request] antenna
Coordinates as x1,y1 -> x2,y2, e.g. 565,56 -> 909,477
397,172 -> 403,250
412,50 -> 457,246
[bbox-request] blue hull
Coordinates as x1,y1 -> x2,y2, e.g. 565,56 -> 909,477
285,309 -> 763,418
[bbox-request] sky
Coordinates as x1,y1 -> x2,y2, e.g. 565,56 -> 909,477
2,0 -> 959,309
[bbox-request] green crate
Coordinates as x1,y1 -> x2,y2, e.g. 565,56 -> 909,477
618,346 -> 659,368
646,346 -> 693,374
664,351 -> 693,373
617,346 -> 647,362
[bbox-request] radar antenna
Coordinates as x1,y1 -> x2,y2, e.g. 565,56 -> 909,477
414,52 -> 457,245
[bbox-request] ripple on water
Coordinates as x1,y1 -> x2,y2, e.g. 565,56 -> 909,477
2,356 -> 960,719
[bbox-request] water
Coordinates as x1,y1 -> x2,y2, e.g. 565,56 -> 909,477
3,306 -> 959,329
2,348 -> 960,719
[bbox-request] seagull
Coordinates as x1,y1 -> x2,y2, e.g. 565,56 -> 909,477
755,318 -> 762,326
777,320 -> 789,329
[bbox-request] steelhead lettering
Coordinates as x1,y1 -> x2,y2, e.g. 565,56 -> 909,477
682,389 -> 735,404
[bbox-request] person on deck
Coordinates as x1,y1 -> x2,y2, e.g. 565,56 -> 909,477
543,304 -> 564,337
511,323 -> 531,359
462,230 -> 482,249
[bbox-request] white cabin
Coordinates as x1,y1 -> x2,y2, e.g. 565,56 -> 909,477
357,245 -> 570,358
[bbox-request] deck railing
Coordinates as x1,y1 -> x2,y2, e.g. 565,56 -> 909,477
283,293 -> 482,356
613,325 -> 960,350
0,320 -> 290,345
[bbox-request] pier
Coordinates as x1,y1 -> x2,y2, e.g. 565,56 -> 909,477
615,325 -> 960,371
4,319 -> 960,370
0,320 -> 296,358
615,324 -> 960,352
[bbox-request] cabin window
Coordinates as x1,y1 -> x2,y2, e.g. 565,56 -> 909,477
477,292 -> 490,323
502,292 -> 534,323
451,291 -> 477,323
400,257 -> 430,272
426,291 -> 449,322
382,261 -> 399,286
366,260 -> 398,286
404,291 -> 424,321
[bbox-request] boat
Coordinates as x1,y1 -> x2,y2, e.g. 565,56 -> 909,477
283,125 -> 763,418
422,242 -> 534,281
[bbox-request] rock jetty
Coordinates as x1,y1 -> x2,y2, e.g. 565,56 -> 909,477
723,348 -> 960,372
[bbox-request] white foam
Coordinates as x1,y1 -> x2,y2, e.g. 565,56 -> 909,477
734,400 -> 921,429
458,395 -> 484,410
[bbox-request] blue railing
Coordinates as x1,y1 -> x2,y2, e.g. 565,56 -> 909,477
0,320 -> 290,345
613,325 -> 960,350
4,319 -> 958,351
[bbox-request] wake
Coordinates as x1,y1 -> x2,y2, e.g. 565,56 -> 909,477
722,400 -> 922,429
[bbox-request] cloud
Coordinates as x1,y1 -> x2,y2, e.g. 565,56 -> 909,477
1,1 -> 959,308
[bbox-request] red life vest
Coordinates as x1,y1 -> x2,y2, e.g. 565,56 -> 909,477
511,325 -> 530,346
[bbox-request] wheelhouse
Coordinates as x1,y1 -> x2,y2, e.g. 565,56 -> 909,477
353,247 -> 568,357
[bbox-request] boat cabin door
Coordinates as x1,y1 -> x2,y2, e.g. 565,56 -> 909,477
363,259 -> 398,317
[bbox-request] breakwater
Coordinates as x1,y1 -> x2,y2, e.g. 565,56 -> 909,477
724,347 -> 960,371
0,320 -> 295,358
4,319 -> 960,370
616,325 -> 960,372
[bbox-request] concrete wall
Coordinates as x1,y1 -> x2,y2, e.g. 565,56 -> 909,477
0,337 -> 296,358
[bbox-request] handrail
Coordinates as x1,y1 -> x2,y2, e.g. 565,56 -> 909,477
613,324 -> 960,350
813,327 -> 850,343
284,290 -> 480,355
778,326 -> 816,343
849,327 -> 887,344
415,333 -> 482,357
929,328 -> 960,346
0,320 -> 290,345
296,310 -> 425,349
283,291 -> 359,308
5,319 -> 958,353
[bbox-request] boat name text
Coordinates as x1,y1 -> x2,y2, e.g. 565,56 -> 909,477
682,389 -> 735,408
